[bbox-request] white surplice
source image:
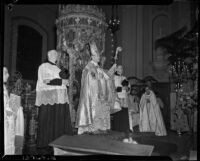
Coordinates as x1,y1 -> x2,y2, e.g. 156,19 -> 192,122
128,95 -> 140,131
139,90 -> 167,136
4,85 -> 15,155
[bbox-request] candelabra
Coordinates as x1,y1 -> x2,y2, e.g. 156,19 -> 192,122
169,57 -> 191,92
108,17 -> 120,34
168,6 -> 198,135
169,57 -> 188,135
169,56 -> 196,135
108,5 -> 120,34
107,5 -> 120,60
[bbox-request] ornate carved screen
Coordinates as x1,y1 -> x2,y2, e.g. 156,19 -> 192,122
56,5 -> 107,125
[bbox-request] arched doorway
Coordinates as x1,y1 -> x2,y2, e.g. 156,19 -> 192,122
16,25 -> 42,81
11,18 -> 47,86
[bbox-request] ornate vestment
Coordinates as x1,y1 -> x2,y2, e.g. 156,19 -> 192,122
139,90 -> 167,136
76,60 -> 114,134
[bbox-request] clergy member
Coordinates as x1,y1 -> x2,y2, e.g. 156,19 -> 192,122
35,50 -> 72,152
76,41 -> 115,135
139,86 -> 167,136
112,65 -> 131,133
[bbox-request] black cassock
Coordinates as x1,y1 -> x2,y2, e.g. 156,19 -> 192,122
36,62 -> 73,149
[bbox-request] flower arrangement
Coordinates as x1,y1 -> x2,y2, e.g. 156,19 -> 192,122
123,137 -> 138,144
8,71 -> 26,96
172,83 -> 197,134
155,8 -> 198,134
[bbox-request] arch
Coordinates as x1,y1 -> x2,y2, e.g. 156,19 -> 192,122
152,14 -> 169,27
151,14 -> 170,61
10,17 -> 48,76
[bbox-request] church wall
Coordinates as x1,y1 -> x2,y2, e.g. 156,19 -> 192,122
119,3 -> 191,82
4,3 -> 192,80
4,5 -> 57,74
118,3 -> 192,129
100,5 -> 123,69
121,5 -> 138,78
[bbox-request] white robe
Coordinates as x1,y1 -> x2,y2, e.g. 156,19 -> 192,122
9,93 -> 24,138
128,95 -> 139,131
4,85 -> 15,155
139,90 -> 167,136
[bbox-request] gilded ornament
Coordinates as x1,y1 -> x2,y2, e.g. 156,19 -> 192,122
56,5 -> 107,124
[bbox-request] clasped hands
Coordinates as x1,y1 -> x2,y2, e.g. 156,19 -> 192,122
43,79 -> 51,84
90,68 -> 106,79
62,79 -> 69,86
122,86 -> 129,92
43,79 -> 69,86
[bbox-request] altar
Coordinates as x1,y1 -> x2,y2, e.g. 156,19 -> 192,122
49,134 -> 154,156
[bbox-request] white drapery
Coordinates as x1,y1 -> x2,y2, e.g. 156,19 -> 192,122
4,85 -> 15,155
139,90 -> 167,136
9,94 -> 24,137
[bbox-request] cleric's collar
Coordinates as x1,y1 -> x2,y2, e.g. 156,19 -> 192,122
47,60 -> 56,66
115,72 -> 122,76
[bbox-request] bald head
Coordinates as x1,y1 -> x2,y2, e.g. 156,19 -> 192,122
116,65 -> 123,75
48,50 -> 58,63
3,67 -> 9,83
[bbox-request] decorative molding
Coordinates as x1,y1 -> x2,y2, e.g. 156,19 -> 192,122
7,0 -> 18,11
43,5 -> 58,15
152,5 -> 169,15
151,14 -> 170,61
59,5 -> 106,21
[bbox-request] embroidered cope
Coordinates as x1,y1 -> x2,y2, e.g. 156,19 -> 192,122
76,61 -> 115,134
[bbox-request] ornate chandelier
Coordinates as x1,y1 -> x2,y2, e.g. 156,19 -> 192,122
107,5 -> 120,57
